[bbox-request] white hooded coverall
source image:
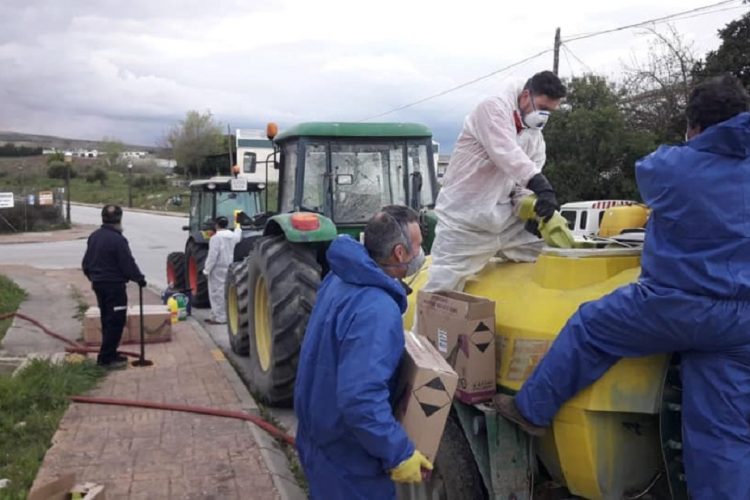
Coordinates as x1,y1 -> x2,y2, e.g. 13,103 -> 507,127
425,79 -> 546,293
203,229 -> 238,322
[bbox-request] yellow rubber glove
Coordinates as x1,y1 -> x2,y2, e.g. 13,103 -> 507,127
390,450 -> 434,483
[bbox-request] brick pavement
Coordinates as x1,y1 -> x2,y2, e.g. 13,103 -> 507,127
30,319 -> 281,499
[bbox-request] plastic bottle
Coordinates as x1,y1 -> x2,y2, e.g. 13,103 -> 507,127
174,293 -> 188,321
167,296 -> 179,324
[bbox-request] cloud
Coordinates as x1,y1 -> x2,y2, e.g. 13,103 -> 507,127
0,0 -> 746,148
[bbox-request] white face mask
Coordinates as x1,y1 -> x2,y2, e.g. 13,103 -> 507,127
523,92 -> 550,130
404,247 -> 426,277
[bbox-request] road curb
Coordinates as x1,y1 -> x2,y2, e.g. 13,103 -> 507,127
189,316 -> 306,500
71,201 -> 187,219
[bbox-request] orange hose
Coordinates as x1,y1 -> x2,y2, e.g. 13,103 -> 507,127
70,395 -> 296,446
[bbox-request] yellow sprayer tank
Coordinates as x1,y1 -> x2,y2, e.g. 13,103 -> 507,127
404,247 -> 670,499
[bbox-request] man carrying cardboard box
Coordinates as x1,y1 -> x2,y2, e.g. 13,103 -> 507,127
294,205 -> 431,500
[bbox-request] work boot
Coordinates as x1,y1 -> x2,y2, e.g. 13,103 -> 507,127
113,354 -> 129,363
493,394 -> 546,437
97,358 -> 128,370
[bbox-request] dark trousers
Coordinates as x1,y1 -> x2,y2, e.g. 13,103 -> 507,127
93,282 -> 128,364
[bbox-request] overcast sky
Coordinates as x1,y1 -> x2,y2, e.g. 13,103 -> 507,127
0,0 -> 747,150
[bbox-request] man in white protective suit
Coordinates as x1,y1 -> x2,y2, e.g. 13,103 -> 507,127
203,216 -> 238,324
424,71 -> 567,293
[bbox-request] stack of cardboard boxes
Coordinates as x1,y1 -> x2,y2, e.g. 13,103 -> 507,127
416,290 -> 497,405
82,305 -> 172,345
396,290 -> 497,463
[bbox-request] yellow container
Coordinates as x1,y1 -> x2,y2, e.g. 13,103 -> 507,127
404,248 -> 667,499
598,205 -> 649,237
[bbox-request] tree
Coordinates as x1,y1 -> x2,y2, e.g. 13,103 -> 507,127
85,168 -> 108,186
693,9 -> 750,89
621,25 -> 697,143
101,137 -> 125,168
543,75 -> 657,203
47,161 -> 77,179
166,110 -> 224,178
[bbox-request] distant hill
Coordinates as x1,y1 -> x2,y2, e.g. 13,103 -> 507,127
0,131 -> 152,152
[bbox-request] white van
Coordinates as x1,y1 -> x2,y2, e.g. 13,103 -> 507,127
236,129 -> 276,184
560,200 -> 637,238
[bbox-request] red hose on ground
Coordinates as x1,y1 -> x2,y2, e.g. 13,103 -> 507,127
0,311 -> 140,357
70,395 -> 296,447
3,311 -> 296,446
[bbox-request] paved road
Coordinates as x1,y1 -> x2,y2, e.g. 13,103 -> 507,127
0,205 -> 187,291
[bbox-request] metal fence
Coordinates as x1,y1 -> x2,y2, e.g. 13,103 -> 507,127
0,188 -> 66,233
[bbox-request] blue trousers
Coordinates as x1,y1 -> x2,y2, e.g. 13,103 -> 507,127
515,283 -> 750,500
297,439 -> 396,500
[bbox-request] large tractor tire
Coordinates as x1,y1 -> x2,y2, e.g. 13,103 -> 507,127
426,412 -> 487,500
185,241 -> 210,308
246,235 -> 321,406
225,260 -> 250,355
166,251 -> 187,289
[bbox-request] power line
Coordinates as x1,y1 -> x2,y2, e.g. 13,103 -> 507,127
362,0 -> 745,121
562,43 -> 593,73
360,48 -> 552,121
563,0 -> 741,43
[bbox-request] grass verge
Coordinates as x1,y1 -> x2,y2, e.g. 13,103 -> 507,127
0,275 -> 26,343
0,359 -> 104,499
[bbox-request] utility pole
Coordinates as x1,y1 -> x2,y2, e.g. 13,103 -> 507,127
553,27 -> 561,75
64,152 -> 72,225
127,162 -> 133,208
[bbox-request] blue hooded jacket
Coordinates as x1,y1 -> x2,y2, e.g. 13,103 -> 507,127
294,235 -> 414,499
637,112 -> 750,299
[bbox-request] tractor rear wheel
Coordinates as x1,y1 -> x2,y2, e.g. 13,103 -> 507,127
166,251 -> 187,289
426,412 -> 487,500
186,241 -> 210,308
225,260 -> 250,355
246,235 -> 321,406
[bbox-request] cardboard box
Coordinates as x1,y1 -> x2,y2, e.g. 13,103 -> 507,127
82,307 -> 129,346
417,290 -> 496,405
396,331 -> 458,463
127,305 -> 172,343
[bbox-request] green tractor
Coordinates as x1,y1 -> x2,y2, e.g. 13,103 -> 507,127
225,122 -> 440,405
166,177 -> 266,307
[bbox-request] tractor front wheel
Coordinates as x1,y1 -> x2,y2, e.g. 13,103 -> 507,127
166,251 -> 187,290
245,235 -> 321,406
225,260 -> 250,355
186,241 -> 210,308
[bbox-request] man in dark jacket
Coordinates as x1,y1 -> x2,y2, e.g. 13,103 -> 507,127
82,205 -> 146,369
496,75 -> 750,499
294,205 -> 431,500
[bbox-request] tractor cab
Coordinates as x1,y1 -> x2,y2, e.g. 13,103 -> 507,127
268,122 -> 439,242
186,177 -> 265,241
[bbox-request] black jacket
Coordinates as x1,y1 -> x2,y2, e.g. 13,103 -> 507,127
82,224 -> 144,285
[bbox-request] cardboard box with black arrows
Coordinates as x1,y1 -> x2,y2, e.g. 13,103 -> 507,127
416,290 -> 497,405
396,330 -> 458,463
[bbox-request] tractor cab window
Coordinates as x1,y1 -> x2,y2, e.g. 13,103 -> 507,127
407,142 -> 433,208
198,190 -> 214,228
215,191 -> 261,224
302,144 -> 327,213
279,142 -> 298,212
331,143 -> 406,224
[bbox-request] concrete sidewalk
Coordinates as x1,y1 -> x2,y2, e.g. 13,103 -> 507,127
0,266 -> 303,499
30,320 -> 281,499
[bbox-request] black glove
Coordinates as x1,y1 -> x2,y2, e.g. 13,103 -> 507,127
526,173 -> 559,222
138,279 -> 147,288
524,219 -> 541,238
